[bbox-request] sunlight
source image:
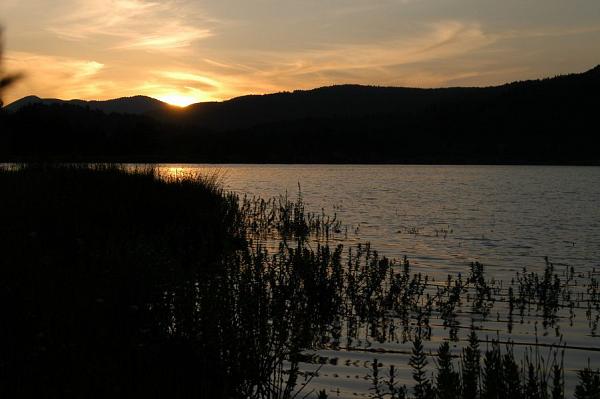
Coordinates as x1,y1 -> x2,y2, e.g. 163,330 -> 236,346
157,93 -> 199,107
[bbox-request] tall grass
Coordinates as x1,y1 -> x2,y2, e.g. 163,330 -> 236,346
0,164 -> 244,397
0,164 -> 597,398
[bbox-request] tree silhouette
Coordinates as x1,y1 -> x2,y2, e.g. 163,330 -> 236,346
0,36 -> 598,164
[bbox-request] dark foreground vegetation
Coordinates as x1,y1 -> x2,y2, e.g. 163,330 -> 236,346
1,65 -> 600,164
0,165 -> 246,397
1,165 -> 599,398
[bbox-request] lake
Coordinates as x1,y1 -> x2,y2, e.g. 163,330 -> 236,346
160,164 -> 600,273
159,164 -> 600,397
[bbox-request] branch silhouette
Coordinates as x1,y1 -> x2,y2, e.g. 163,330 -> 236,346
0,28 -> 23,107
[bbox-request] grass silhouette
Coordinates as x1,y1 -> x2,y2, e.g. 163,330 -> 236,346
1,164 -> 598,398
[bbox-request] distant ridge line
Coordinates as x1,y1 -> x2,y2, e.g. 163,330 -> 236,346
6,64 -> 599,113
1,63 -> 599,165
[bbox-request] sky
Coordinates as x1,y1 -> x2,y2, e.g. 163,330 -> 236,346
1,0 -> 599,106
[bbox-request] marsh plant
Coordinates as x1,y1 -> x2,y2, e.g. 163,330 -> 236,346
1,165 -> 598,398
365,333 -> 589,399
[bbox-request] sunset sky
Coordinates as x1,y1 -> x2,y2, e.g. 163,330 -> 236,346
1,0 -> 599,106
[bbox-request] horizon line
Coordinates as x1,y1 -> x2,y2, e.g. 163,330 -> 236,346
5,63 -> 599,108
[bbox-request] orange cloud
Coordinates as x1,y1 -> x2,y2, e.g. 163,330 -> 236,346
3,0 -> 599,107
4,51 -> 109,103
49,0 -> 213,51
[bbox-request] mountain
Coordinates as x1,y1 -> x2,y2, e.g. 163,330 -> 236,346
5,95 -> 171,116
163,85 -> 482,131
7,65 -> 600,131
1,65 -> 599,164
164,65 -> 600,131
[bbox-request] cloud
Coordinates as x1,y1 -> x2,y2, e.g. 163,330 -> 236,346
113,70 -> 225,104
193,20 -> 496,93
155,71 -> 220,90
328,0 -> 419,17
4,0 -> 600,106
115,27 -> 211,50
134,81 -> 214,104
48,0 -> 213,51
497,24 -> 600,40
4,51 -> 109,103
109,20 -> 500,102
195,21 -> 600,94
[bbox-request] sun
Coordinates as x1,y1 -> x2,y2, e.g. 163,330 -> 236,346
157,94 -> 200,107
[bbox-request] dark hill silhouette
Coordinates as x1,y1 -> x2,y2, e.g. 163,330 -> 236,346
6,95 -> 171,115
1,65 -> 599,164
166,85 -> 483,131
163,65 -> 600,131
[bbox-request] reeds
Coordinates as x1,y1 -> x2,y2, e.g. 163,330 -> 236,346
364,334 -> 579,399
1,164 -> 597,398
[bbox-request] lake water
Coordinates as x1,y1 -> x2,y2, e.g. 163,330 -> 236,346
161,164 -> 600,274
160,164 -> 600,397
